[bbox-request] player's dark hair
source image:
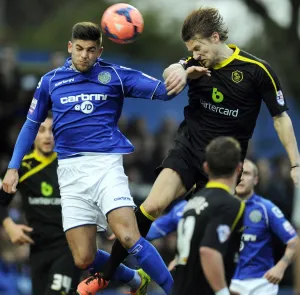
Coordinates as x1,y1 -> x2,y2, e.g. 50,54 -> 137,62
71,22 -> 102,46
181,7 -> 228,42
205,136 -> 241,178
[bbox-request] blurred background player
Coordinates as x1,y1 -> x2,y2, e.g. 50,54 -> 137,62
2,22 -> 177,295
172,136 -> 245,295
230,159 -> 299,295
100,6 -> 300,282
0,112 -> 81,295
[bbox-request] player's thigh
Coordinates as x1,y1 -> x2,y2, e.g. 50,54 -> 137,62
230,279 -> 249,295
45,249 -> 81,295
142,168 -> 186,217
65,224 -> 97,267
143,142 -> 201,216
107,206 -> 140,249
30,252 -> 49,295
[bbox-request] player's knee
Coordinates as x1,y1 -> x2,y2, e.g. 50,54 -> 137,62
73,252 -> 95,270
114,226 -> 140,249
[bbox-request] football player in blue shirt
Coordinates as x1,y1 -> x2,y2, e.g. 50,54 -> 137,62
230,159 -> 299,295
2,22 -> 178,295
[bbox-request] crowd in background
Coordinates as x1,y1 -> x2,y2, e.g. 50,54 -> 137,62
0,46 -> 298,294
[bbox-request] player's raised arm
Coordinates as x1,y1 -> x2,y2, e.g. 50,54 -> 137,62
2,76 -> 50,194
118,65 -> 179,101
163,57 -> 210,95
255,62 -> 300,187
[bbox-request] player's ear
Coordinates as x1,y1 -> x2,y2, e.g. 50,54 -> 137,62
203,161 -> 209,175
98,46 -> 104,57
211,32 -> 220,44
254,175 -> 259,186
236,162 -> 243,176
67,41 -> 72,54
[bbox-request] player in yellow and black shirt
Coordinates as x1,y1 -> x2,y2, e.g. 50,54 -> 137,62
172,137 -> 245,295
0,113 -> 80,295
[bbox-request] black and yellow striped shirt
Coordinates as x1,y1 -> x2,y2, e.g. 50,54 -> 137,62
177,44 -> 287,160
0,150 -> 67,251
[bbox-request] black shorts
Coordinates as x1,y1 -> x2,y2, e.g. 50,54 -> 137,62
30,245 -> 81,295
156,140 -> 208,192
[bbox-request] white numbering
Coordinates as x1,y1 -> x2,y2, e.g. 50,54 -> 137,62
51,274 -> 72,293
176,216 -> 196,265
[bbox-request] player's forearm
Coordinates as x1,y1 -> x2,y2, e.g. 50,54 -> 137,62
200,247 -> 228,292
277,236 -> 299,271
8,119 -> 41,169
152,82 -> 177,101
273,112 -> 300,166
2,217 -> 16,233
162,63 -> 184,80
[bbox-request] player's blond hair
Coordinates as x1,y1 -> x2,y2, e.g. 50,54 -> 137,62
181,7 -> 228,42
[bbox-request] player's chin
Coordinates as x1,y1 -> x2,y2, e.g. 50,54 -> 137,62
41,146 -> 54,155
75,63 -> 92,73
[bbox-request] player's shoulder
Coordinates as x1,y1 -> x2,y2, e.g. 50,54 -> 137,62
96,58 -> 131,72
37,66 -> 65,87
253,194 -> 283,214
200,187 -> 241,207
238,49 -> 273,70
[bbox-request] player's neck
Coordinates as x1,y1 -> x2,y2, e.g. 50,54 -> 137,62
216,44 -> 234,64
34,149 -> 55,159
239,190 -> 254,201
208,177 -> 237,194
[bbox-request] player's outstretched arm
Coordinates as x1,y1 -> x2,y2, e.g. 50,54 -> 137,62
163,64 -> 187,96
163,63 -> 210,95
2,119 -> 40,193
200,247 -> 231,295
264,236 -> 299,284
273,112 -> 300,187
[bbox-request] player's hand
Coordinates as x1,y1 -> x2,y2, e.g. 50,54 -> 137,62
168,258 -> 176,271
186,66 -> 211,80
2,169 -> 19,193
263,265 -> 285,284
291,166 -> 300,188
165,66 -> 187,95
5,223 -> 34,245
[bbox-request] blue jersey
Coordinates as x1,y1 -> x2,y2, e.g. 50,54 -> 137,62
146,200 -> 187,241
233,194 -> 297,280
27,58 -> 173,159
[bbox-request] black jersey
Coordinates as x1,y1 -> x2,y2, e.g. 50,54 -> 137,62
172,182 -> 245,295
0,150 -> 66,251
177,44 -> 287,159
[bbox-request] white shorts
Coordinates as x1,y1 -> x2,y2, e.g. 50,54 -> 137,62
57,154 -> 136,232
230,278 -> 279,295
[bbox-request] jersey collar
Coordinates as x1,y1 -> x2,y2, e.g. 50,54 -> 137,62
205,181 -> 231,194
32,149 -> 57,164
245,193 -> 258,203
213,44 -> 240,70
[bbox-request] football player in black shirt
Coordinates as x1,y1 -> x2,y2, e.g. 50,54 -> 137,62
0,113 -> 81,295
172,136 -> 244,295
99,6 -> 300,284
